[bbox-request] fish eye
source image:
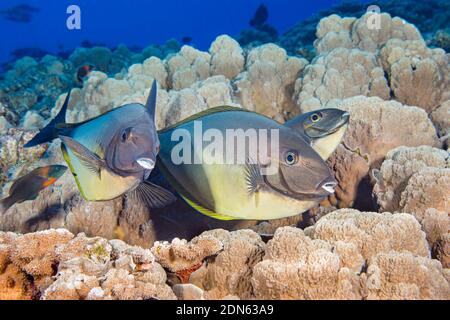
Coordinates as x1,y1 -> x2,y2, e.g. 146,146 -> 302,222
310,112 -> 322,123
285,151 -> 298,166
121,131 -> 127,142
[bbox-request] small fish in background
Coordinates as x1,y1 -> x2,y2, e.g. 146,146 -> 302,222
0,3 -> 40,23
181,36 -> 193,44
24,81 -> 176,209
250,4 -> 268,27
0,165 -> 67,214
77,64 -> 95,83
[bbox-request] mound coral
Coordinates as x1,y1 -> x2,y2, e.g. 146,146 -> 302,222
251,209 -> 449,300
234,44 -> 308,120
294,48 -> 390,112
378,39 -> 449,113
189,229 -> 265,300
373,146 -> 449,264
314,13 -> 422,54
326,96 -> 440,208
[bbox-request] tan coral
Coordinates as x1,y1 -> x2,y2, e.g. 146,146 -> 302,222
378,39 -> 449,113
365,251 -> 450,300
373,146 -> 449,263
326,96 -> 440,208
9,229 -> 74,277
0,231 -> 175,300
431,100 -> 450,148
251,226 -> 362,299
189,229 -> 265,299
125,56 -> 169,91
399,167 -> 450,221
294,49 -> 390,113
373,145 -> 448,212
166,45 -> 211,90
159,75 -> 237,127
0,128 -> 47,188
209,35 -> 245,80
151,236 -> 222,273
306,209 -> 430,260
314,13 -> 422,54
234,43 -> 308,120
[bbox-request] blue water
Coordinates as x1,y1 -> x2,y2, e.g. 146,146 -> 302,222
0,0 -> 357,64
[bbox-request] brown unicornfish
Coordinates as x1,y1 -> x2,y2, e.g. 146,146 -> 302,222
0,165 -> 67,214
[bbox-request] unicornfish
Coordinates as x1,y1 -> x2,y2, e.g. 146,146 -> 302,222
284,108 -> 350,160
24,81 -> 176,208
157,107 -> 337,220
0,165 -> 67,214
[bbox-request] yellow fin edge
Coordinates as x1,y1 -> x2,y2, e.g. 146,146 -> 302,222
181,195 -> 237,221
61,144 -> 89,201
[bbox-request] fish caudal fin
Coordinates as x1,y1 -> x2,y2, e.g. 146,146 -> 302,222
24,90 -> 72,148
0,196 -> 15,215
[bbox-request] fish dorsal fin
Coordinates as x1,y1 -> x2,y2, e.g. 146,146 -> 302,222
158,106 -> 250,133
146,80 -> 157,120
181,195 -> 237,221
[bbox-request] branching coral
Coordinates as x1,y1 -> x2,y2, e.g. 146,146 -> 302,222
0,230 -> 175,300
151,236 -> 222,273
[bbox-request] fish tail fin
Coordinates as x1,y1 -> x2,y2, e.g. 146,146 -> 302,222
0,196 -> 15,215
24,90 -> 72,148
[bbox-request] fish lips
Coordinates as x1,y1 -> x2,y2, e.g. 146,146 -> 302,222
137,158 -> 156,170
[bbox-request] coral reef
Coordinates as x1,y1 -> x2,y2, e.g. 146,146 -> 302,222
0,229 -> 175,300
1,2 -> 449,300
294,48 -> 390,111
325,96 -> 440,209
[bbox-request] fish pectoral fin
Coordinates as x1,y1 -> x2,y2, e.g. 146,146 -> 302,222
244,158 -> 265,196
133,181 -> 177,209
59,135 -> 105,179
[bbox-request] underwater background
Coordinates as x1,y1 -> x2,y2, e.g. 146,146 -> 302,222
0,0 -> 360,66
0,0 -> 449,300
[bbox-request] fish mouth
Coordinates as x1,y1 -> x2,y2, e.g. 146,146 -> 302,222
321,181 -> 337,193
263,174 -> 331,201
316,176 -> 338,194
137,158 -> 155,170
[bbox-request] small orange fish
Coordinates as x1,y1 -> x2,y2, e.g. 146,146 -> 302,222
0,165 -> 67,214
77,64 -> 95,83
